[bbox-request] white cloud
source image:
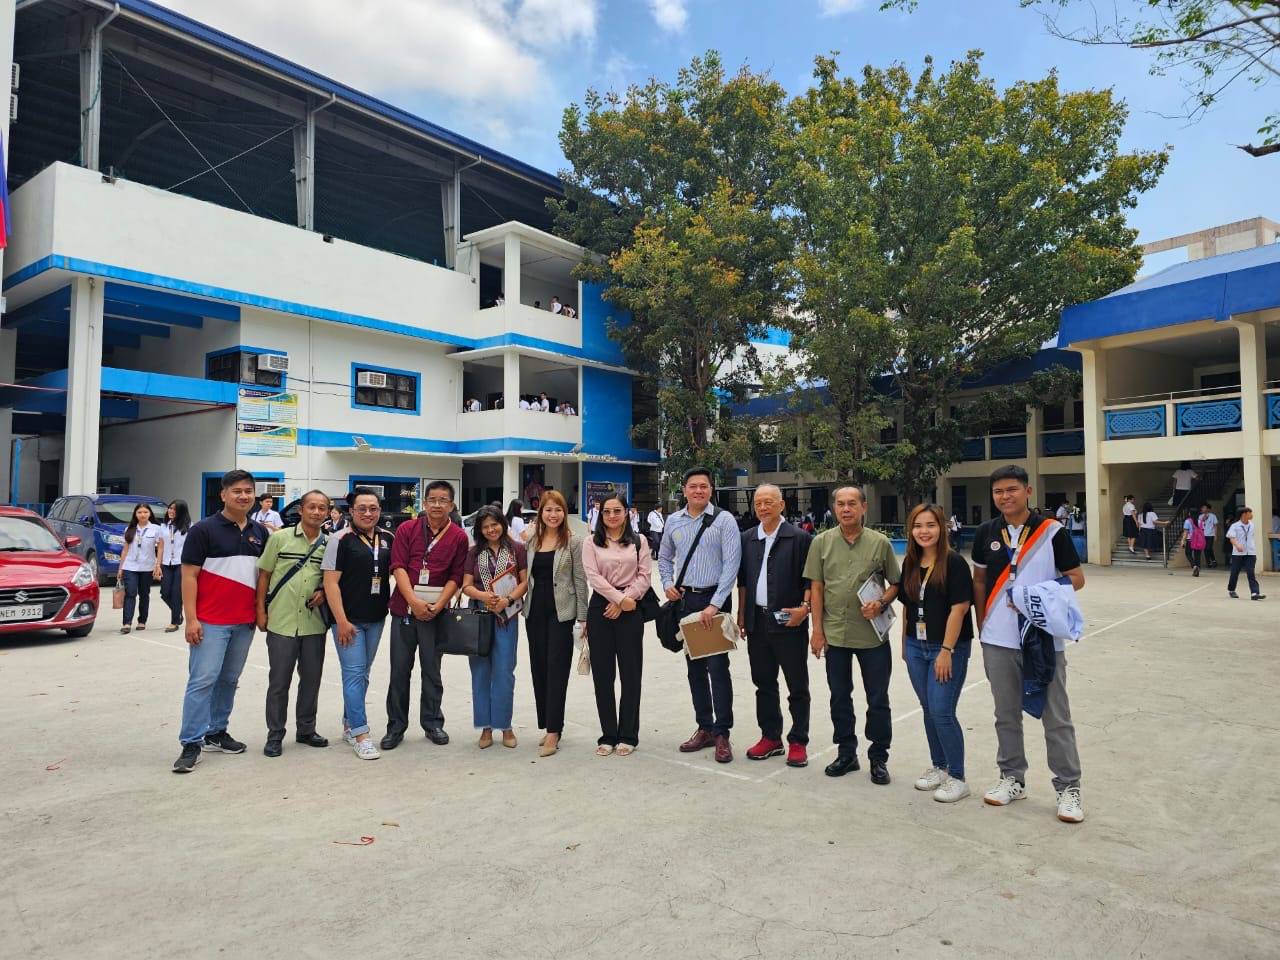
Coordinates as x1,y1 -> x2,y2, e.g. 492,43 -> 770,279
648,0 -> 689,32
155,0 -> 597,104
818,0 -> 867,15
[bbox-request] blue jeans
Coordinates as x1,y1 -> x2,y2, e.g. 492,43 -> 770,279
121,569 -> 153,626
904,636 -> 970,780
470,616 -> 518,730
332,621 -> 385,737
178,622 -> 255,744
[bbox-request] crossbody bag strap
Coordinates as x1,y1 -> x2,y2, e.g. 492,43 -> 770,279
675,512 -> 715,589
265,531 -> 327,609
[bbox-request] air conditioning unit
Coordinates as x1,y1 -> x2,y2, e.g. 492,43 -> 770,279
258,482 -> 287,497
256,353 -> 289,373
10,62 -> 19,91
357,370 -> 389,388
9,95 -> 16,124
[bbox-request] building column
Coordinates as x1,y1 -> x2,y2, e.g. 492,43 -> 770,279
0,327 -> 14,502
292,101 -> 316,230
1230,316 -> 1274,570
503,233 -> 521,307
78,13 -> 104,171
503,350 -> 520,415
936,469 -> 953,521
502,455 -> 520,509
63,277 -> 104,495
440,161 -> 460,269
1025,404 -> 1042,508
1079,345 -> 1112,566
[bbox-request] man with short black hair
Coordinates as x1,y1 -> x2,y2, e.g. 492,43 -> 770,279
1226,507 -> 1265,600
172,470 -> 268,773
382,479 -> 469,749
972,465 -> 1087,823
659,467 -> 742,762
251,494 -> 283,532
1199,503 -> 1220,569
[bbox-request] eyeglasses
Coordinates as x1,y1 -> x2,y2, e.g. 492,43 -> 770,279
352,506 -> 380,515
424,498 -> 453,507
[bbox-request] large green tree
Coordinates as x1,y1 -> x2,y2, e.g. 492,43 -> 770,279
550,53 -> 791,484
781,53 -> 1166,505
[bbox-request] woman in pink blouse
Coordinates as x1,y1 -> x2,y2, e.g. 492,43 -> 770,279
581,495 -> 652,756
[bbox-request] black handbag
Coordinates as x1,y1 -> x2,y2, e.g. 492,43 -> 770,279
633,542 -> 661,622
656,513 -> 715,652
437,603 -> 495,657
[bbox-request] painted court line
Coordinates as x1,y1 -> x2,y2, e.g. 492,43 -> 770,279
756,581 -> 1213,783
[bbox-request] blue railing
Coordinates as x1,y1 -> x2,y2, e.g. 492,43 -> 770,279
1267,393 -> 1280,429
960,437 -> 986,461
989,433 -> 1027,459
1105,405 -> 1165,439
1175,397 -> 1241,435
1041,429 -> 1084,456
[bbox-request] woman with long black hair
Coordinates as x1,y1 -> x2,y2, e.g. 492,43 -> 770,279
505,499 -> 528,542
120,503 -> 162,634
159,500 -> 191,633
581,494 -> 650,757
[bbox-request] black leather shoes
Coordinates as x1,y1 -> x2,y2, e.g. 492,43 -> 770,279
824,754 -> 860,777
296,732 -> 329,748
380,732 -> 403,751
425,727 -> 450,745
263,739 -> 282,758
870,760 -> 891,785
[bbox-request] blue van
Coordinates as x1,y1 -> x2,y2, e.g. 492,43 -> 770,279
45,494 -> 171,583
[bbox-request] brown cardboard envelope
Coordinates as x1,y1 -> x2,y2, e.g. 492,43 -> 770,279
679,613 -> 739,659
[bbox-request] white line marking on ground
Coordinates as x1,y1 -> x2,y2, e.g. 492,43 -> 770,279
756,582 -> 1213,783
636,750 -> 757,782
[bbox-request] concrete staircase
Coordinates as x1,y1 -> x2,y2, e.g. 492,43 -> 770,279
1110,459 -> 1241,568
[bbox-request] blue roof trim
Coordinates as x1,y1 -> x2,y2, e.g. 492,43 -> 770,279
112,0 -> 562,193
1059,244 -> 1280,346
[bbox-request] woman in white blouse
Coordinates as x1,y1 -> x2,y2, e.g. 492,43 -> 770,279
120,503 -> 163,634
159,500 -> 191,633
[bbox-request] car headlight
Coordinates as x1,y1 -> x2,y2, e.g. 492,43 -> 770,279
105,534 -> 125,546
72,563 -> 95,588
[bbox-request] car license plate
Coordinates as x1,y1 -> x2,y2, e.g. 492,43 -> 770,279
0,604 -> 45,622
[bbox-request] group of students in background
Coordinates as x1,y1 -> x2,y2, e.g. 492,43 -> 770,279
165,463 -> 1092,826
115,500 -> 192,635
462,393 -> 577,415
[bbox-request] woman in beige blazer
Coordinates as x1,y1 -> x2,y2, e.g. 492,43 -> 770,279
522,490 -> 588,757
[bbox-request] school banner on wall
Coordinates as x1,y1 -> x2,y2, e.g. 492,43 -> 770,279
237,388 -> 298,457
584,480 -> 629,512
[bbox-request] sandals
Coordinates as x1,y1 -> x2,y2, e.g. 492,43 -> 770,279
164,625 -> 180,633
595,744 -> 614,757
120,626 -> 131,634
615,745 -> 634,757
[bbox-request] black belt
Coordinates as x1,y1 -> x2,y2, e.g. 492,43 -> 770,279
684,586 -> 717,593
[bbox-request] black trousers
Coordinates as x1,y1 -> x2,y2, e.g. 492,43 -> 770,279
587,595 -> 644,746
1183,543 -> 1202,568
825,642 -> 892,763
682,588 -> 733,737
527,609 -> 574,734
1203,535 -> 1217,567
159,564 -> 183,625
747,615 -> 810,744
1228,555 -> 1261,595
386,615 -> 446,735
265,630 -> 325,740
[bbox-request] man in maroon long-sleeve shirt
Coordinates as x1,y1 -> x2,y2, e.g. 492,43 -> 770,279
381,480 -> 470,750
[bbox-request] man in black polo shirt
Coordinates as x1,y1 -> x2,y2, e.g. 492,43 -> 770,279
173,470 -> 268,774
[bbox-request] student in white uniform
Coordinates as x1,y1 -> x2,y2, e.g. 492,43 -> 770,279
159,500 -> 191,633
120,503 -> 163,634
1169,463 -> 1198,506
251,495 -> 283,532
1121,495 -> 1139,554
1226,508 -> 1266,601
1198,503 -> 1219,569
1138,501 -> 1167,561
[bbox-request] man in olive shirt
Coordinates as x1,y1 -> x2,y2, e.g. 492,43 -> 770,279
256,490 -> 331,757
804,485 -> 900,783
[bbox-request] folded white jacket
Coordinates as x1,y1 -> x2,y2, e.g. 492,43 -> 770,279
1009,577 -> 1085,644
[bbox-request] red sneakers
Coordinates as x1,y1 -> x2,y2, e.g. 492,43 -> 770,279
746,737 -> 785,761
786,743 -> 808,768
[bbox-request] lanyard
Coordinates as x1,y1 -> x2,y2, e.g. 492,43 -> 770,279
916,563 -> 933,622
419,523 -> 448,570
358,530 -> 381,578
1000,524 -> 1031,582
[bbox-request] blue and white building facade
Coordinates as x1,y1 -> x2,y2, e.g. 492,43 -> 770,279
0,0 -> 658,517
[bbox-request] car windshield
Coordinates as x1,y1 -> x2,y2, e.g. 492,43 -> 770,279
0,516 -> 63,552
95,502 -> 158,524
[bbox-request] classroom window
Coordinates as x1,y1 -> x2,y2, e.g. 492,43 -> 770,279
206,351 -> 282,388
354,367 -> 419,412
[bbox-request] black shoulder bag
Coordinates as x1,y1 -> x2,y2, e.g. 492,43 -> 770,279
635,540 -> 661,623
656,513 -> 715,652
264,531 -> 328,610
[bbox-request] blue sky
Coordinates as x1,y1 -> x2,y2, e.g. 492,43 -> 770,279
163,0 -> 1275,262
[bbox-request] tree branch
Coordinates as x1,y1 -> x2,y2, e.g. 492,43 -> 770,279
1236,140 -> 1280,156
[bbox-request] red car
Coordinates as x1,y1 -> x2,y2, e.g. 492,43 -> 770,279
0,506 -> 99,638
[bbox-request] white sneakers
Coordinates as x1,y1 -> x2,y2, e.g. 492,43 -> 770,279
983,776 -> 1027,805
914,767 -> 946,791
353,737 -> 380,760
933,777 -> 970,803
343,727 -> 355,745
1056,786 -> 1084,823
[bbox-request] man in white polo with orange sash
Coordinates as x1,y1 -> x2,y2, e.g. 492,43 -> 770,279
971,465 -> 1087,823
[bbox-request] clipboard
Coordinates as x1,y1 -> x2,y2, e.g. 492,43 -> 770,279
679,612 -> 740,660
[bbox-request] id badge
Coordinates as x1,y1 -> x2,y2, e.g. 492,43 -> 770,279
370,575 -> 381,595
418,569 -> 431,586
916,609 -> 927,643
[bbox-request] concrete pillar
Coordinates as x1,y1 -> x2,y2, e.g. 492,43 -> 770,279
79,13 -> 104,171
503,233 -> 521,308
1079,345 -> 1112,565
0,327 -> 14,502
63,277 -> 104,495
502,455 -> 520,509
936,469 -> 952,520
1025,404 -> 1042,509
1230,316 -> 1274,570
503,350 -> 520,415
292,103 -> 316,230
440,161 -> 460,269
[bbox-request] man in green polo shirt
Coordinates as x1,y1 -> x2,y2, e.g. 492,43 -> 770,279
804,484 -> 900,784
256,490 -> 331,757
